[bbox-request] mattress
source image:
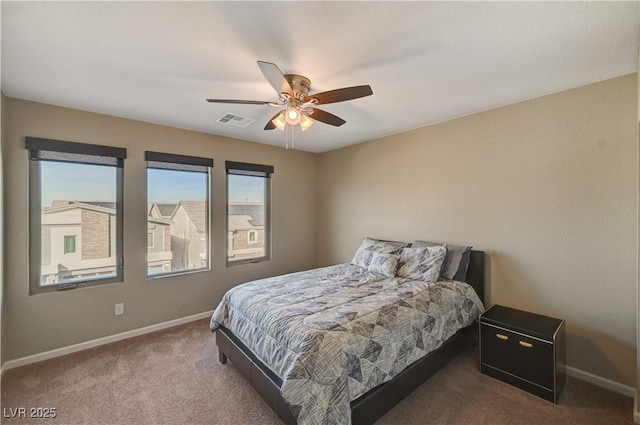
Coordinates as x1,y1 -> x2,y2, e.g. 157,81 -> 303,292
210,263 -> 484,425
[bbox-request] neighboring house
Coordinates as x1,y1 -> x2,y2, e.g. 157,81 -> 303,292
40,201 -> 118,284
42,201 -> 173,282
228,202 -> 265,260
147,201 -> 264,264
146,217 -> 173,275
46,199 -> 269,277
169,201 -> 208,270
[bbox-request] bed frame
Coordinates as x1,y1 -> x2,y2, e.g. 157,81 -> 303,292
216,250 -> 485,425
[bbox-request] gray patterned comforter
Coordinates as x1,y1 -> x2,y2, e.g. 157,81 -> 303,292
210,264 -> 484,425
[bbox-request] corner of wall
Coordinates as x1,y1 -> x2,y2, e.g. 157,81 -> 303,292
313,151 -> 321,268
634,32 -> 639,425
1,96 -> 5,374
1,0 -> 5,370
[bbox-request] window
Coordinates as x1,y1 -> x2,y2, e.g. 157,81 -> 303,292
26,137 -> 126,293
146,151 -> 213,278
64,235 -> 76,254
226,161 -> 273,265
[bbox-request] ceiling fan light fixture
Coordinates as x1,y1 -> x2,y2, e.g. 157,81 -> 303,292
299,114 -> 314,131
285,107 -> 301,125
272,112 -> 287,131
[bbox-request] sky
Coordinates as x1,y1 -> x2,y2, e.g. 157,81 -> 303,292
40,161 -> 264,206
148,168 -> 207,203
41,161 -> 116,206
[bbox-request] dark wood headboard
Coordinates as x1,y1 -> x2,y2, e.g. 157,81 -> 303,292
465,250 -> 485,304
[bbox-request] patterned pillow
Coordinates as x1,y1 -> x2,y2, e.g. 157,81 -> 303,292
412,240 -> 472,281
397,245 -> 447,282
367,252 -> 400,277
351,237 -> 404,269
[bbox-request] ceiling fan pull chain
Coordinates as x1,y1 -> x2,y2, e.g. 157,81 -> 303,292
285,125 -> 289,150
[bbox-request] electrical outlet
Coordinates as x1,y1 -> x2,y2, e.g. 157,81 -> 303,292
115,303 -> 124,316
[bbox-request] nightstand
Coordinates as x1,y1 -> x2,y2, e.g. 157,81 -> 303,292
479,305 -> 565,403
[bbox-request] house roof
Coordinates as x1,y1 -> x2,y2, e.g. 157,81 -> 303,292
163,201 -> 265,232
148,217 -> 171,226
229,203 -> 264,227
175,201 -> 207,233
228,214 -> 262,232
154,203 -> 179,218
51,200 -> 116,210
43,202 -> 115,215
2,2 -> 637,153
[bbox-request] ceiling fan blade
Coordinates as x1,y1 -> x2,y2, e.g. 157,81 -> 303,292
257,61 -> 294,98
309,108 -> 346,127
206,99 -> 275,105
304,85 -> 373,105
264,111 -> 282,130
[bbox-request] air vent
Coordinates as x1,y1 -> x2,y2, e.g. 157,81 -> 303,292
217,113 -> 255,128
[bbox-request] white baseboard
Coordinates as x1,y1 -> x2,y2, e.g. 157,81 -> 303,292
566,365 -> 636,397
634,391 -> 640,424
2,310 -> 213,372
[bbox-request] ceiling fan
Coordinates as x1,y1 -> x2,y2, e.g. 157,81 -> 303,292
206,61 -> 373,132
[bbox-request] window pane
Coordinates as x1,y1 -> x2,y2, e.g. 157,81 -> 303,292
64,235 -> 76,254
147,168 -> 209,277
227,174 -> 268,262
39,161 -> 118,286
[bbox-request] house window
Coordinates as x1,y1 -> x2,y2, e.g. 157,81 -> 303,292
146,151 -> 213,278
26,137 -> 126,293
64,235 -> 76,254
226,161 -> 273,265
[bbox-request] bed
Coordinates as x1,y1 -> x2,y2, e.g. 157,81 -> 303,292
211,239 -> 485,425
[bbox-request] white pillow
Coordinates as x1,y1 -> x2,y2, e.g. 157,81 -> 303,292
413,240 -> 472,281
351,237 -> 404,269
367,252 -> 400,277
397,245 -> 447,282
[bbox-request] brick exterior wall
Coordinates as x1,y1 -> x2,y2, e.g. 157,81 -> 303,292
231,229 -> 265,259
81,209 -> 110,259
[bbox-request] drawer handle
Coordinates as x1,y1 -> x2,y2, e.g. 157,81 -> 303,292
495,333 -> 509,341
519,341 -> 533,348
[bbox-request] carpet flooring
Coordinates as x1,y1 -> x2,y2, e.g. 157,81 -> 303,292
1,319 -> 634,425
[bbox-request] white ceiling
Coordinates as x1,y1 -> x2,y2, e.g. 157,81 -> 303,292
2,2 -> 639,153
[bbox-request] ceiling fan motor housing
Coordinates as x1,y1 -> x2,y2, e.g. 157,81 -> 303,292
284,74 -> 311,101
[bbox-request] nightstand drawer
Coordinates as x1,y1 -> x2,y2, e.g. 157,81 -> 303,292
481,323 -> 553,389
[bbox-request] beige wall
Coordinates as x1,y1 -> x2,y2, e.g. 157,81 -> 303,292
317,74 -> 638,386
2,97 -> 317,361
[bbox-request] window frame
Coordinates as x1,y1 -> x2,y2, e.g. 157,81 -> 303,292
225,161 -> 273,266
26,137 -> 126,294
145,151 -> 213,279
